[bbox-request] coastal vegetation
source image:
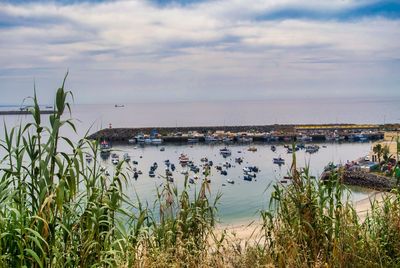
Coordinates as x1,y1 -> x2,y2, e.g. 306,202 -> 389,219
1,79 -> 400,267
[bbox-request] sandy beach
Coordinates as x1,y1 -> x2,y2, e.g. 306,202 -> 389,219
217,191 -> 390,243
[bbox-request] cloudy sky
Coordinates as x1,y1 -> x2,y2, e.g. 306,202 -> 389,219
0,0 -> 399,104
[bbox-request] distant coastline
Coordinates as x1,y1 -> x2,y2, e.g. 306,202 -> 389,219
0,110 -> 53,115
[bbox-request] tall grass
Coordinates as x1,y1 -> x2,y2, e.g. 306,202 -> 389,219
2,76 -> 400,267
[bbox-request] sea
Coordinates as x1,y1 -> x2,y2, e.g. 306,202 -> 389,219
0,97 -> 398,224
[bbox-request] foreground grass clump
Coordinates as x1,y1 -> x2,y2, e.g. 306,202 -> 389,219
246,152 -> 400,267
0,76 -> 221,267
2,77 -> 400,267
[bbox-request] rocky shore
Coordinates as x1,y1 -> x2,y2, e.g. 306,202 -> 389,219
323,170 -> 397,192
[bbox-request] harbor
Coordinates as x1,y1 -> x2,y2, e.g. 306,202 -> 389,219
88,123 -> 389,144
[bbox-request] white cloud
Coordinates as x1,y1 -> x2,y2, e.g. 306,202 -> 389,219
0,0 -> 399,103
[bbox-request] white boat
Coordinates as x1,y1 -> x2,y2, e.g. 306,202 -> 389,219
227,179 -> 235,184
179,154 -> 189,164
219,147 -> 232,157
273,157 -> 285,165
187,137 -> 199,143
135,134 -> 145,143
100,140 -> 112,153
144,138 -> 152,144
298,135 -> 312,142
111,153 -> 119,165
151,138 -> 163,145
123,153 -> 131,162
223,137 -> 234,143
205,135 -> 219,142
237,136 -> 253,143
128,138 -> 136,144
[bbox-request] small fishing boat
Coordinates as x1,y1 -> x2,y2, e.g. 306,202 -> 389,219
133,172 -> 139,180
149,170 -> 155,177
189,178 -> 195,184
151,138 -> 163,145
248,146 -> 257,152
85,154 -> 93,163
128,138 -> 136,144
235,157 -> 243,164
205,135 -> 219,143
100,140 -> 112,154
271,145 -> 276,152
160,147 -> 165,151
220,147 -> 232,157
220,170 -> 228,176
188,137 -> 199,143
179,154 -> 189,164
111,153 -> 119,165
273,157 -> 285,165
123,153 -> 131,162
243,175 -> 253,181
227,179 -> 235,184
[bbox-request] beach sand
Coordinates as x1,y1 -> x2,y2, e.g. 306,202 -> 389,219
216,191 -> 390,243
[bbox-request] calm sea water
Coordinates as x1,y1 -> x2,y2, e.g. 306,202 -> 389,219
101,142 -> 372,224
0,98 -> 388,223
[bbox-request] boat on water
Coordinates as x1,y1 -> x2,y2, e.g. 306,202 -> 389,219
100,140 -> 112,154
123,153 -> 131,162
227,179 -> 235,184
135,134 -> 145,144
149,170 -> 155,177
128,138 -> 136,144
114,104 -> 125,108
237,136 -> 253,143
298,135 -> 313,142
220,170 -> 228,176
179,154 -> 189,164
235,157 -> 243,164
205,135 -> 220,143
305,145 -> 319,154
220,147 -> 232,157
243,175 -> 253,181
160,147 -> 165,151
187,137 -> 199,143
151,138 -> 163,145
223,137 -> 234,143
85,154 -> 93,163
271,145 -> 276,152
189,178 -> 195,184
133,172 -> 139,180
273,157 -> 285,165
248,146 -> 257,152
111,153 -> 119,165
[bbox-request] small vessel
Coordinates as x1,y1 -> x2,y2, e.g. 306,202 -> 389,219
248,146 -> 257,152
100,140 -> 112,154
114,104 -> 125,108
235,157 -> 243,164
223,137 -> 234,143
171,164 -> 176,171
179,154 -> 189,164
271,145 -> 276,152
132,160 -> 138,165
220,170 -> 228,176
273,157 -> 285,165
305,145 -> 319,154
128,138 -> 136,144
133,172 -> 139,180
227,179 -> 235,184
135,134 -> 145,144
123,153 -> 131,162
105,170 -> 110,176
189,178 -> 195,184
220,147 -> 232,157
187,138 -> 199,143
85,154 -> 93,163
243,175 -> 253,181
160,147 -> 165,151
181,169 -> 189,175
111,153 -> 119,165
237,136 -> 253,143
151,138 -> 163,145
205,135 -> 219,143
149,170 -> 155,177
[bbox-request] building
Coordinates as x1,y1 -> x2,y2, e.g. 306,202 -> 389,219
370,132 -> 400,162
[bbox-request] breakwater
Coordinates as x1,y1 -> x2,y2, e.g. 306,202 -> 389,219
323,170 -> 396,192
0,110 -> 53,115
88,123 -> 386,143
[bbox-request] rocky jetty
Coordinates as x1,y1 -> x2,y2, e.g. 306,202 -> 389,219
323,170 -> 396,192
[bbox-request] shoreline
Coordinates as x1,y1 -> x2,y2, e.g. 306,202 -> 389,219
217,191 -> 389,242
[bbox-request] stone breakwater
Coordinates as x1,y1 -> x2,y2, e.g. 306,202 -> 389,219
87,124 -> 384,143
323,170 -> 396,192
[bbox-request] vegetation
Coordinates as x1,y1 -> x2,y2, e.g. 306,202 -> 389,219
1,77 -> 400,267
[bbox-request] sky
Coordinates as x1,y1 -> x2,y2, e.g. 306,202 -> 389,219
0,0 -> 399,104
